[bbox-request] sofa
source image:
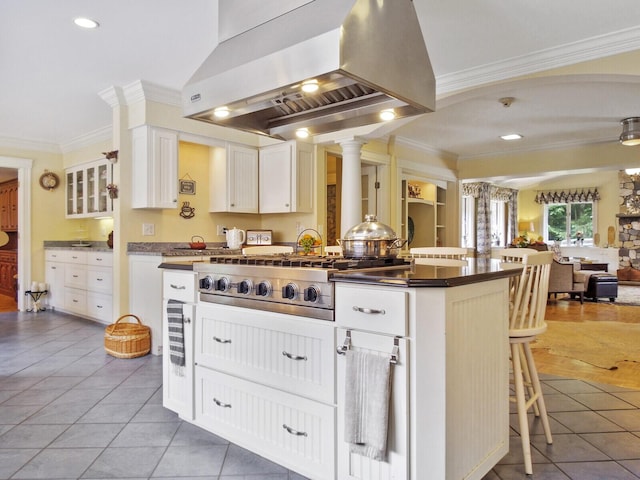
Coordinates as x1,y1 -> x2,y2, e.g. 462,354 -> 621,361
548,260 -> 585,303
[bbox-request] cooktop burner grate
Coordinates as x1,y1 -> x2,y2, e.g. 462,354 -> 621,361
206,255 -> 409,270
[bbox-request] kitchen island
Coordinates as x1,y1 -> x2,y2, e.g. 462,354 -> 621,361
160,258 -> 521,480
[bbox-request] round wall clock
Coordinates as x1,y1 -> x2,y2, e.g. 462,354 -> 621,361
39,171 -> 60,191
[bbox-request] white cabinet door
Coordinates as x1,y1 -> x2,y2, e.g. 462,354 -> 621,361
209,144 -> 258,213
131,125 -> 179,209
163,300 -> 195,420
65,159 -> 112,218
44,261 -> 64,310
259,140 -> 313,213
336,328 -> 409,480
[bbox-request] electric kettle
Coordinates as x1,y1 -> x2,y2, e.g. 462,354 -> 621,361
226,227 -> 246,250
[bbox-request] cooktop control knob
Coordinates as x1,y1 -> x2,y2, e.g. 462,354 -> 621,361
256,281 -> 272,297
199,275 -> 214,291
238,279 -> 253,295
215,277 -> 231,292
304,285 -> 320,303
282,283 -> 298,300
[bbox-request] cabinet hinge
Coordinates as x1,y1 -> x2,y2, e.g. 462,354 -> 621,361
374,181 -> 380,189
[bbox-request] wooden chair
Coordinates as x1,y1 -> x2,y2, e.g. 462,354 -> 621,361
498,248 -> 539,263
242,245 -> 293,255
508,250 -> 554,475
324,245 -> 343,256
408,247 -> 468,259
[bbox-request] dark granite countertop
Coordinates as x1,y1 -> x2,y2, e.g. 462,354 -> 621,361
158,261 -> 204,270
331,258 -> 522,287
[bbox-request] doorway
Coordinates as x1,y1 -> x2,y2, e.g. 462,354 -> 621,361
0,156 -> 33,312
326,154 -> 384,245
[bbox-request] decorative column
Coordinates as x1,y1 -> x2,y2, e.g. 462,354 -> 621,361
339,139 -> 365,234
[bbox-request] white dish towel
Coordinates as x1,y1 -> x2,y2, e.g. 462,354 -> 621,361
344,349 -> 392,461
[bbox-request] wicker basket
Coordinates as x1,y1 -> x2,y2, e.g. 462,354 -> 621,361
104,314 -> 151,359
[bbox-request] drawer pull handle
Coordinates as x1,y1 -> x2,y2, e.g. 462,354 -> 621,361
213,336 -> 232,344
352,306 -> 386,315
73,275 -> 79,278
213,398 -> 232,408
170,284 -> 186,290
96,278 -> 103,281
282,424 -> 307,437
282,351 -> 307,361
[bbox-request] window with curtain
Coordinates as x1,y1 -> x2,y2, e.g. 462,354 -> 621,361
491,200 -> 507,246
535,188 -> 599,247
544,202 -> 595,246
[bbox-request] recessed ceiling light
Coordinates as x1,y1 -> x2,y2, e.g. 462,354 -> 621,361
296,128 -> 310,139
301,79 -> 319,93
213,106 -> 230,118
379,109 -> 396,121
73,17 -> 99,29
500,133 -> 523,141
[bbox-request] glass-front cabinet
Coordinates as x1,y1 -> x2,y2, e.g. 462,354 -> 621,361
66,159 -> 112,218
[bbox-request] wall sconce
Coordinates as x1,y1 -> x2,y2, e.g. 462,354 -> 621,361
619,117 -> 640,146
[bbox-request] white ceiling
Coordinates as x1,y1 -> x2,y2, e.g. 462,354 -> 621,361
2,0 -> 640,181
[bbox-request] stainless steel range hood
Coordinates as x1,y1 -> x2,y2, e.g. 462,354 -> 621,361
183,0 -> 435,140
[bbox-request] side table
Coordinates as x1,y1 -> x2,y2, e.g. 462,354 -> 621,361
579,262 -> 608,272
25,290 -> 48,312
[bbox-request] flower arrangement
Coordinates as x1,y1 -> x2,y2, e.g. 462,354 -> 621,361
512,235 -> 531,248
106,183 -> 118,199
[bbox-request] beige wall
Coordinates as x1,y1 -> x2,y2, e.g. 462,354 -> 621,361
516,170 -> 619,245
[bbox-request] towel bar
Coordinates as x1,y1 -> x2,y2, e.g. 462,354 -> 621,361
336,330 -> 399,365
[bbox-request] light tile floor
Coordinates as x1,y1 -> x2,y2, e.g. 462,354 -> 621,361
1,311 -> 639,479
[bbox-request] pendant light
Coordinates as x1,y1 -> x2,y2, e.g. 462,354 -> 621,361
619,117 -> 640,146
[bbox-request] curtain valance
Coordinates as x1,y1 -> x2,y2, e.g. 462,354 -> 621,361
462,182 -> 517,201
534,188 -> 600,204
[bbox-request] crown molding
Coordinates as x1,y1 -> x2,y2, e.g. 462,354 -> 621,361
437,25 -> 640,95
98,85 -> 125,108
60,125 -> 112,154
0,136 -> 61,154
122,80 -> 182,106
394,135 -> 458,161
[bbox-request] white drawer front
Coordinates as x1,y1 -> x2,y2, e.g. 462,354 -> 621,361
195,366 -> 335,480
66,251 -> 88,264
162,271 -> 197,303
86,292 -> 112,322
88,251 -> 113,267
64,288 -> 86,314
45,250 -> 67,262
87,267 -> 112,294
64,265 -> 87,289
335,284 -> 408,336
196,303 -> 335,403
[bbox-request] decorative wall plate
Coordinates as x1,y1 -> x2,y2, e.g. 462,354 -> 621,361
39,171 -> 60,191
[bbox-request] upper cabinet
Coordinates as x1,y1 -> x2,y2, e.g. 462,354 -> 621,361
65,159 -> 113,218
131,125 -> 178,209
259,141 -> 314,213
0,179 -> 18,231
209,144 -> 259,213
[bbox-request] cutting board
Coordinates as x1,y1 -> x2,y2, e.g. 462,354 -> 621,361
607,226 -> 615,246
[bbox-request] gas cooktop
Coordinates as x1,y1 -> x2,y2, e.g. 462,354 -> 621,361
206,254 -> 409,270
